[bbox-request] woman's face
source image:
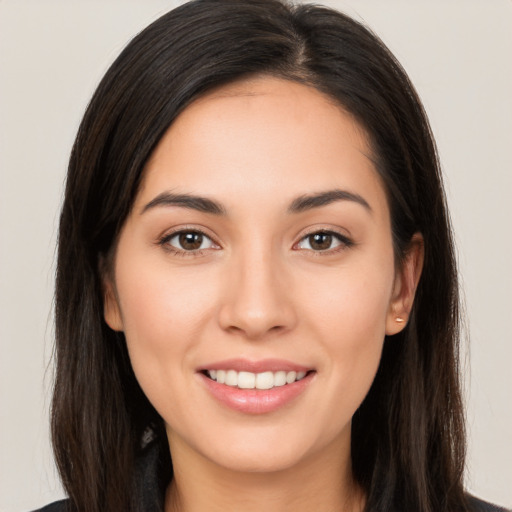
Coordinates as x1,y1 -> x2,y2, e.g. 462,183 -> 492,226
104,76 -> 418,474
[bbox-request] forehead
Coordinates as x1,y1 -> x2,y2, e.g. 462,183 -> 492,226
139,76 -> 387,218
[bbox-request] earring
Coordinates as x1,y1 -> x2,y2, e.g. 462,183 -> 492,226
396,317 -> 405,323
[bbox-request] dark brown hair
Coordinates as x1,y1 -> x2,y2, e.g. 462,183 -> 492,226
53,1 -> 467,511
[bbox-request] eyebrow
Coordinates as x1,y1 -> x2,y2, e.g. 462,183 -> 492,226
287,189 -> 372,214
141,192 -> 227,215
141,188 -> 372,216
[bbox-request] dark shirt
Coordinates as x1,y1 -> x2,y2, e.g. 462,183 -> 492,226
35,496 -> 511,512
34,441 -> 510,512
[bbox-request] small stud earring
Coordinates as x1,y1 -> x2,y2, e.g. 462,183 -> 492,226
396,317 -> 405,323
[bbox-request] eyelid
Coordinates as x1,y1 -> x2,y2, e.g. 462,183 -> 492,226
293,227 -> 354,253
157,225 -> 221,256
156,224 -> 354,257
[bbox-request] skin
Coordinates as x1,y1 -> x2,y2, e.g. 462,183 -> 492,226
104,76 -> 423,512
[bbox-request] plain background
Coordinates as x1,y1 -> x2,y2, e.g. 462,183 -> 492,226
0,1 -> 511,511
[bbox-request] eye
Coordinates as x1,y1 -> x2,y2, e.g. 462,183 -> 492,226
296,230 -> 352,252
161,229 -> 217,253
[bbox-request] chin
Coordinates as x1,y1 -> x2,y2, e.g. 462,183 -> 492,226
180,420 -> 343,476
206,442 -> 309,474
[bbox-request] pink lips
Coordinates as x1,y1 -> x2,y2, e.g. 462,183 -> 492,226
197,358 -> 315,414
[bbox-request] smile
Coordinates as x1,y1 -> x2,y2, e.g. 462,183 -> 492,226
198,360 -> 315,414
205,369 -> 308,390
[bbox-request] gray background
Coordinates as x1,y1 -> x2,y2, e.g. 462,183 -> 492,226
1,1 -> 511,510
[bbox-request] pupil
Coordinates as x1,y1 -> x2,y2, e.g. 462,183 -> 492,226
310,233 -> 332,250
179,232 -> 202,250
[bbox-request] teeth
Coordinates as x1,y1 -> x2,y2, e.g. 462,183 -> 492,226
225,370 -> 237,386
273,371 -> 287,387
238,371 -> 255,389
256,371 -> 274,390
286,371 -> 297,384
206,369 -> 308,389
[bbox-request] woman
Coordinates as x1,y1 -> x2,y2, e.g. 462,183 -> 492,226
36,0 -> 508,511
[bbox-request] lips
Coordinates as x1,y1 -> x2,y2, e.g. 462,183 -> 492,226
198,359 -> 315,414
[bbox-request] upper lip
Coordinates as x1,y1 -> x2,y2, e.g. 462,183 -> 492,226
198,358 -> 313,373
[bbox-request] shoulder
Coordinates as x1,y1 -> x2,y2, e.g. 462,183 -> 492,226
467,495 -> 511,512
30,499 -> 72,512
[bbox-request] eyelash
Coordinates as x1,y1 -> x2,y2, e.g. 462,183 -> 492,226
158,227 -> 217,258
295,229 -> 354,256
157,227 -> 354,258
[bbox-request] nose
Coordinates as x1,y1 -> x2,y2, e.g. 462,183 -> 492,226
217,245 -> 297,340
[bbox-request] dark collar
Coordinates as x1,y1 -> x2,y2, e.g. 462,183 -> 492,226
134,437 -> 172,512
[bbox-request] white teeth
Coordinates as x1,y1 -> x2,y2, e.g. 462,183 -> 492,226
286,371 -> 297,384
206,369 -> 309,389
256,371 -> 274,390
238,371 -> 256,389
274,371 -> 287,387
225,370 -> 238,386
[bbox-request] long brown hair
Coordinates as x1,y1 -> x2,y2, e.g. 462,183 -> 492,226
53,1 -> 467,511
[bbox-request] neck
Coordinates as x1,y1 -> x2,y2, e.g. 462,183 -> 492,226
164,433 -> 365,512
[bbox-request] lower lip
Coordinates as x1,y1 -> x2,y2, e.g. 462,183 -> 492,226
199,372 -> 315,414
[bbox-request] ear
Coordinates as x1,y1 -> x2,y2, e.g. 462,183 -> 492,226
100,257 -> 124,332
386,233 -> 424,335
103,278 -> 124,332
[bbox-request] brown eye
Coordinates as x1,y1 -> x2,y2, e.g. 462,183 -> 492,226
309,233 -> 333,251
296,231 -> 351,252
163,230 -> 216,252
179,232 -> 204,250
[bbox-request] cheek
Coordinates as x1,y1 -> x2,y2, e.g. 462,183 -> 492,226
298,254 -> 394,425
303,254 -> 394,344
315,273 -> 389,375
113,253 -> 218,393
